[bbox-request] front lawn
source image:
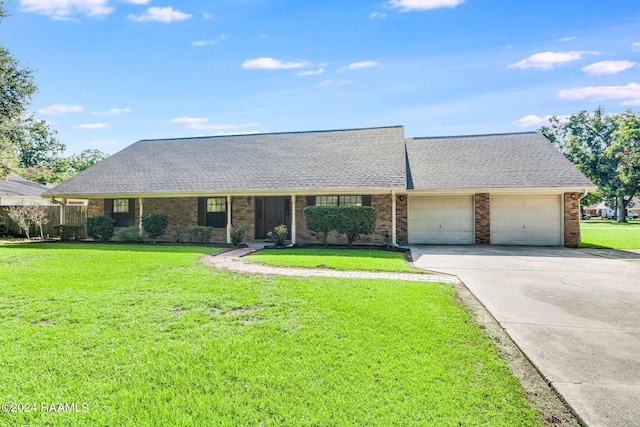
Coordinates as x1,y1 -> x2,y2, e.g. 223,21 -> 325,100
245,248 -> 422,273
0,243 -> 542,426
580,221 -> 640,249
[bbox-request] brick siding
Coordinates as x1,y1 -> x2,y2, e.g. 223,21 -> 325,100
563,192 -> 580,247
474,193 -> 490,244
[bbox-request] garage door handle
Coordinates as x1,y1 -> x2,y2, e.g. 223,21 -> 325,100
523,224 -> 526,229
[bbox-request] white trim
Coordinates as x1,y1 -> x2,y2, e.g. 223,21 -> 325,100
391,190 -> 397,246
291,195 -> 296,245
60,199 -> 67,225
138,198 -> 144,237
226,195 -> 232,244
407,187 -> 596,195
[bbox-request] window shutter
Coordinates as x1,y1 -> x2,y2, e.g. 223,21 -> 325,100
362,195 -> 372,206
128,199 -> 136,226
104,199 -> 113,216
306,196 -> 316,206
198,197 -> 206,226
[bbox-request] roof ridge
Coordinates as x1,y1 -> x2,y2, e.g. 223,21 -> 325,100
138,125 -> 405,143
409,131 -> 539,140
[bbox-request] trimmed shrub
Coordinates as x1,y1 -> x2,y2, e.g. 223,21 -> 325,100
188,226 -> 212,244
173,225 -> 187,243
335,206 -> 377,246
56,224 -> 85,241
119,227 -> 143,242
267,224 -> 288,246
86,216 -> 114,242
230,225 -> 245,246
141,213 -> 169,243
303,205 -> 338,246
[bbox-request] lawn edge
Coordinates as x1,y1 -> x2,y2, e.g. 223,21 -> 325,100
451,279 -> 585,427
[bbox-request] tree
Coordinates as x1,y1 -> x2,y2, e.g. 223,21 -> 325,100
0,2 -> 58,180
541,107 -> 640,222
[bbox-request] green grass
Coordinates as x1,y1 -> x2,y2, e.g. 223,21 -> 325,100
0,243 -> 542,426
580,221 -> 640,248
245,248 -> 422,273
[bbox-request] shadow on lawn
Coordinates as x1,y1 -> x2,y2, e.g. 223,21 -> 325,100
0,241 -> 221,255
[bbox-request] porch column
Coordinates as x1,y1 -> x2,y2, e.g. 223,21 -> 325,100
138,198 -> 144,237
60,199 -> 67,225
226,195 -> 232,244
291,195 -> 296,245
391,191 -> 397,247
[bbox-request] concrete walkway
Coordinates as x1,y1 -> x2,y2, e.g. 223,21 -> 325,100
200,247 -> 461,283
410,245 -> 640,427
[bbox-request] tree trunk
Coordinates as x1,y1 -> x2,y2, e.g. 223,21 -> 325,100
617,195 -> 627,223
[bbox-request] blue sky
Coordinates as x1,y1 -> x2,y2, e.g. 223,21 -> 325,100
3,0 -> 640,155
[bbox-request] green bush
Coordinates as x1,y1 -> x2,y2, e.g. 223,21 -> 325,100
267,224 -> 288,246
56,224 -> 85,241
141,213 -> 169,243
119,227 -> 143,242
86,216 -> 114,243
303,206 -> 339,246
335,206 -> 377,246
230,225 -> 245,246
188,226 -> 212,244
173,225 -> 187,243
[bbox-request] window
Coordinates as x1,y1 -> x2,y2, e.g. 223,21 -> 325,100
314,195 -> 362,206
109,198 -> 134,227
113,199 -> 129,213
199,197 -> 227,227
316,196 -> 338,206
339,195 -> 362,206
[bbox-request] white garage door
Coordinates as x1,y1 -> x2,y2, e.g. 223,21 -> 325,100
491,195 -> 562,246
408,196 -> 474,244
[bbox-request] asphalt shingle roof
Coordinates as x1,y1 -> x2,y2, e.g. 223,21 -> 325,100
46,126 -> 407,197
0,175 -> 54,197
405,132 -> 595,190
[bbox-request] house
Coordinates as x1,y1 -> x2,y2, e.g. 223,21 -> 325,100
44,126 -> 595,247
0,175 -> 57,206
585,198 -> 640,219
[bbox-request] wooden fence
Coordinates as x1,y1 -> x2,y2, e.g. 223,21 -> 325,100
0,205 -> 87,238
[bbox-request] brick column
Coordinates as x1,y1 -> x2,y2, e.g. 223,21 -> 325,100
564,192 -> 580,248
475,193 -> 490,244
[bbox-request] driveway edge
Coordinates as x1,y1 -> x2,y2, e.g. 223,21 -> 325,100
451,278 -> 585,427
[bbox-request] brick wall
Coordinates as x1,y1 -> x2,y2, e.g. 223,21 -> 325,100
396,195 -> 408,242
231,196 -> 255,240
564,192 -> 580,247
474,193 -> 490,244
87,199 -> 103,217
295,194 -> 395,245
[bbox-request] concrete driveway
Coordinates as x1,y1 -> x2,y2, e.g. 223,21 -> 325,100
410,245 -> 640,427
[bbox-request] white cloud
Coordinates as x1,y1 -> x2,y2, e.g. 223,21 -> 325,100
509,51 -> 599,70
191,35 -> 229,47
242,57 -> 309,70
19,0 -> 113,19
512,115 -> 553,127
73,123 -> 109,129
632,42 -> 640,52
37,104 -> 84,115
90,107 -> 132,116
582,60 -> 636,76
124,0 -> 150,4
558,82 -> 640,105
170,117 -> 259,131
369,12 -> 387,19
318,79 -> 352,87
130,7 -> 192,23
344,61 -> 379,70
388,0 -> 464,12
557,36 -> 576,42
202,12 -> 214,20
295,68 -> 324,77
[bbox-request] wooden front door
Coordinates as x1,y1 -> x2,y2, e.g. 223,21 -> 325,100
255,197 -> 291,239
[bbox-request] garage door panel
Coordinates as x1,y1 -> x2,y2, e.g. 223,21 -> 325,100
408,196 -> 474,244
491,195 -> 562,246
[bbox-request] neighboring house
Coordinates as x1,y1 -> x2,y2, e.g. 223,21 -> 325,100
0,175 -> 56,206
585,198 -> 640,218
44,126 -> 595,247
0,175 -> 87,206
